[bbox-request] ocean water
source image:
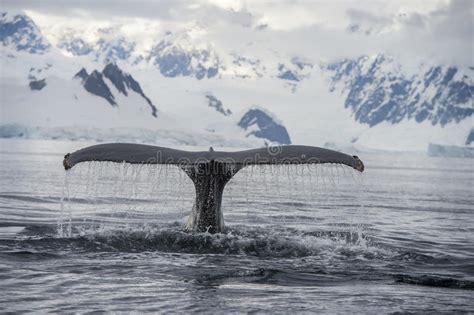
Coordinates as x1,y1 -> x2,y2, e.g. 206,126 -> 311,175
0,139 -> 473,313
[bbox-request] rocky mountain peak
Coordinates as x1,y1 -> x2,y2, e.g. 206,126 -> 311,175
103,63 -> 129,95
466,129 -> 474,145
83,70 -> 117,106
206,94 -> 232,116
238,108 -> 291,144
29,79 -> 46,91
73,63 -> 157,117
74,68 -> 89,81
102,63 -> 157,117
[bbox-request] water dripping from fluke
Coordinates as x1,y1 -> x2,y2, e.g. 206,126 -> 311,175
59,144 -> 365,238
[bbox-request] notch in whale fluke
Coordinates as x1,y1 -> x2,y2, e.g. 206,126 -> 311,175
63,144 -> 364,233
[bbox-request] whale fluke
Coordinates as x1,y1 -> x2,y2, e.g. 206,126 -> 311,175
63,143 -> 364,233
63,143 -> 364,171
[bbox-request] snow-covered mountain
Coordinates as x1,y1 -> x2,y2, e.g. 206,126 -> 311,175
0,10 -> 472,151
57,27 -> 136,63
0,11 -> 50,54
147,31 -> 220,80
323,55 -> 473,127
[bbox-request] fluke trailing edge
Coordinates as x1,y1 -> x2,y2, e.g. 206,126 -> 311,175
63,144 -> 364,233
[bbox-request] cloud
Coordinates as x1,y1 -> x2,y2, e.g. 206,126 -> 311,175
390,0 -> 474,66
430,0 -> 473,40
3,0 -> 181,20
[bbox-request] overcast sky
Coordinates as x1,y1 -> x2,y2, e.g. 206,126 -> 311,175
3,0 -> 473,66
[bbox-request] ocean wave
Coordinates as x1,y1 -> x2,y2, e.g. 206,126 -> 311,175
6,223 -> 380,258
395,274 -> 474,290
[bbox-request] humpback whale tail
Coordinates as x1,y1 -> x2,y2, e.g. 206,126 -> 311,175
63,144 -> 364,233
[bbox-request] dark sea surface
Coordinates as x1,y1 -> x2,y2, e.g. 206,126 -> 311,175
0,139 -> 473,313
